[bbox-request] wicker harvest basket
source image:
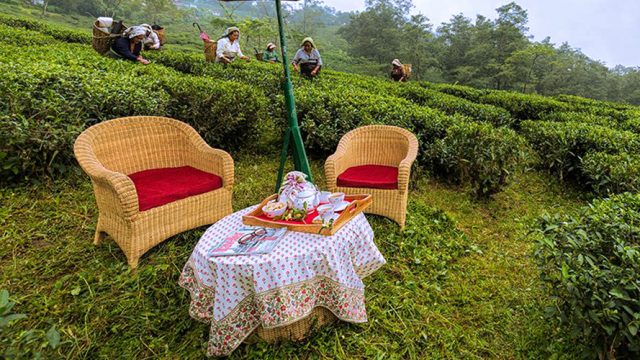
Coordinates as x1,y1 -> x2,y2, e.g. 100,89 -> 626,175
204,40 -> 217,62
154,28 -> 165,45
244,307 -> 337,343
92,21 -> 126,55
92,22 -> 112,55
402,64 -> 412,78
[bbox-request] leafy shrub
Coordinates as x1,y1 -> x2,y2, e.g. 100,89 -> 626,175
534,193 -> 640,359
398,84 -> 515,128
0,23 -> 55,46
0,13 -> 90,43
622,117 -> 640,134
0,39 -> 268,182
429,121 -> 527,196
582,152 -> 640,195
540,111 -> 618,129
428,83 -> 487,102
479,91 -> 572,123
520,120 -> 640,180
554,94 -> 635,112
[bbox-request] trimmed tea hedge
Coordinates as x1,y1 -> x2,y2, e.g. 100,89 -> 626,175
520,120 -> 640,180
429,121 -> 526,196
0,34 -> 268,181
582,152 -> 640,195
535,193 -> 640,359
398,85 -> 515,128
479,91 -> 572,123
0,13 -> 90,43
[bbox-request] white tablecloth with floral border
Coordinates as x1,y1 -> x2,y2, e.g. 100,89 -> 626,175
179,206 -> 385,356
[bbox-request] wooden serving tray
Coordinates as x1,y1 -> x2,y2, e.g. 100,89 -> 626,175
243,194 -> 372,236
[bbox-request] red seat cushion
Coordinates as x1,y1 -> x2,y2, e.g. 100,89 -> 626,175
128,166 -> 223,211
337,165 -> 399,190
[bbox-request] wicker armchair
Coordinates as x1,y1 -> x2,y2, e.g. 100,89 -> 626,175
325,125 -> 418,229
74,116 -> 234,268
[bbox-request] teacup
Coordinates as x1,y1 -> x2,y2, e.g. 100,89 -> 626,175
328,192 -> 345,207
316,204 -> 336,224
317,204 -> 334,215
319,191 -> 332,203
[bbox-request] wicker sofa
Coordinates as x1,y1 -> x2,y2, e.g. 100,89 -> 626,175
74,116 -> 234,268
324,125 -> 418,229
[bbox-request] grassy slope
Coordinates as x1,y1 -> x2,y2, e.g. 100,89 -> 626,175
1,155 -> 584,358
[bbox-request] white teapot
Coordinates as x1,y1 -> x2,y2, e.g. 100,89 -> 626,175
278,171 -> 319,211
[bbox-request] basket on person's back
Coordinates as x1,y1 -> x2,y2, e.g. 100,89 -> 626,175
92,17 -> 127,55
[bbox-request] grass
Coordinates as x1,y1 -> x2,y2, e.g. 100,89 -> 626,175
1,154 -> 586,358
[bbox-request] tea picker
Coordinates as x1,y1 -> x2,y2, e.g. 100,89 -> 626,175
219,0 -> 313,192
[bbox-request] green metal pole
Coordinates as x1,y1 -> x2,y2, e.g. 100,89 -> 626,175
274,0 -> 313,193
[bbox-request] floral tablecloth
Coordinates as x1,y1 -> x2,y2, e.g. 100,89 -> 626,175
179,206 -> 386,356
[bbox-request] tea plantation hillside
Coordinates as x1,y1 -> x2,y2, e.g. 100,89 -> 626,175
1,14 -> 640,360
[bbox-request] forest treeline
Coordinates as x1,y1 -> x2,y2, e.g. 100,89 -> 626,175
15,0 -> 640,104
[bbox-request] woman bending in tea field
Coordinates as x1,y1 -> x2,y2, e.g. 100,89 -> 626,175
390,59 -> 407,82
293,37 -> 323,78
216,27 -> 250,64
110,26 -> 150,65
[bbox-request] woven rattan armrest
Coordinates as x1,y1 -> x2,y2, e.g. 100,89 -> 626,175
397,134 -> 419,192
86,164 -> 139,219
189,143 -> 235,190
324,152 -> 349,189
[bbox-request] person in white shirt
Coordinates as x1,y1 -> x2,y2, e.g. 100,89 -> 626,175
216,27 -> 250,64
292,37 -> 323,78
140,24 -> 161,50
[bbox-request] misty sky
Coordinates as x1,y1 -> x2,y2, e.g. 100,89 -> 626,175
321,0 -> 639,68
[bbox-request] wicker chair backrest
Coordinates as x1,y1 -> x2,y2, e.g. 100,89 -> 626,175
80,117 -> 196,175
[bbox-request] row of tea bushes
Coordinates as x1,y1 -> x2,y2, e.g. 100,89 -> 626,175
397,85 -> 515,128
0,39 -> 268,181
520,119 -> 640,196
534,192 -> 640,359
0,13 -> 90,44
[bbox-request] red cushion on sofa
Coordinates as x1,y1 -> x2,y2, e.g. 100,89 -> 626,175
337,165 -> 399,190
128,166 -> 223,211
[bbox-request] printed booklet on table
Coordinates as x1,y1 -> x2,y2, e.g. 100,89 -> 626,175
208,226 -> 287,256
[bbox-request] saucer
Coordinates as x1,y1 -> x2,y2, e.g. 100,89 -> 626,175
313,213 -> 340,224
331,200 -> 350,212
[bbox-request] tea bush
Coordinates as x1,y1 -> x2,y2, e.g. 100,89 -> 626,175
0,12 -> 90,43
540,111 -> 619,129
398,85 -> 515,128
427,83 -> 487,102
554,94 -> 635,112
429,121 -> 527,196
479,91 -> 572,122
520,120 -> 640,181
0,35 -> 268,181
0,23 -> 55,46
582,152 -> 640,195
534,193 -> 640,359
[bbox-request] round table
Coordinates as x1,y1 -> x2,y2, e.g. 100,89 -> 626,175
179,206 -> 386,356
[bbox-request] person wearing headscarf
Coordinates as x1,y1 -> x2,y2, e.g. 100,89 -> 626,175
110,26 -> 150,64
140,23 -> 161,50
292,37 -> 322,78
216,26 -> 249,64
390,59 -> 407,82
262,42 -> 279,63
